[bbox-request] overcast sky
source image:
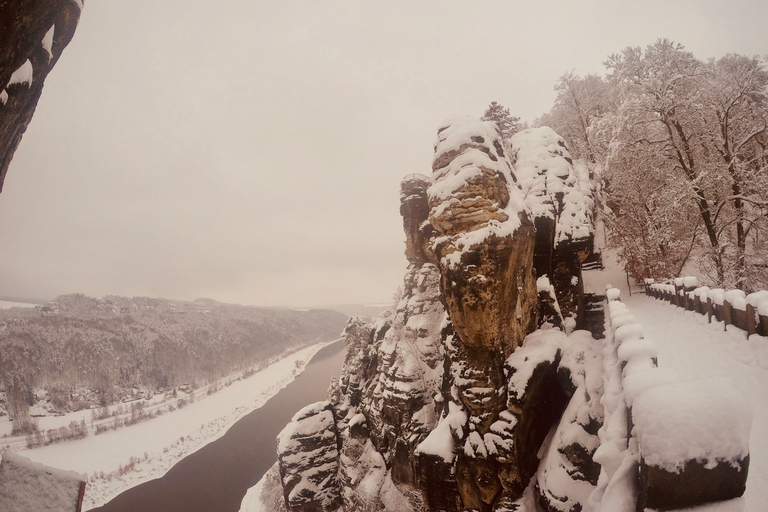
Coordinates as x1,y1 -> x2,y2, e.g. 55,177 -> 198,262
1,1 -> 767,307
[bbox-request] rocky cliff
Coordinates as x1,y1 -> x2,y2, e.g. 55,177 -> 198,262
276,118 -> 600,512
0,0 -> 83,192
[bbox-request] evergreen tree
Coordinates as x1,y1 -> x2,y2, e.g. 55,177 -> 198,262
481,101 -> 520,140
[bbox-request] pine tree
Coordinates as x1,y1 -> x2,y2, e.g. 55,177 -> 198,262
481,101 -> 520,140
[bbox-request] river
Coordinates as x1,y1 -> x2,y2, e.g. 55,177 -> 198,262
88,339 -> 347,512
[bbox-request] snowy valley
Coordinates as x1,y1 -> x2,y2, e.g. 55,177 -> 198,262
1,4 -> 767,511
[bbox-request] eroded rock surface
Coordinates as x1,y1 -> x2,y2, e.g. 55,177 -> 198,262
510,127 -> 594,327
536,331 -> 604,512
277,401 -> 342,512
277,119 -> 600,512
0,1 -> 83,192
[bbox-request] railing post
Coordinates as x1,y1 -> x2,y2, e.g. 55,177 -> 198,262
707,297 -> 713,324
723,300 -> 733,331
746,304 -> 757,337
77,481 -> 86,512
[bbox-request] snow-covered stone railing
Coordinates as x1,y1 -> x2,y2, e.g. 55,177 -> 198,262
596,289 -> 751,511
645,278 -> 768,337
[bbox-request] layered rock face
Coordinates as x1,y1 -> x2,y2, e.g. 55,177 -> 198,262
276,119 -> 601,512
0,0 -> 83,192
415,118 -> 542,510
510,127 -> 595,328
277,402 -> 342,512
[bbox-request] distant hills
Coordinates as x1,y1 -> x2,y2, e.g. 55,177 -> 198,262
0,293 -> 348,434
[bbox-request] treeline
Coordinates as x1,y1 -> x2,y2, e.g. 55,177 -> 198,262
536,39 -> 768,291
0,294 -> 347,433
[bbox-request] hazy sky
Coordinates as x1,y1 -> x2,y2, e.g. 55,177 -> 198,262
1,1 -> 767,307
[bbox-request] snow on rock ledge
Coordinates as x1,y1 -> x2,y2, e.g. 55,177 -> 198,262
509,127 -> 594,247
277,401 -> 342,512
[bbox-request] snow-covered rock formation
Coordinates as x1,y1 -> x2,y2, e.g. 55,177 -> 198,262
276,118 -> 602,512
276,402 -> 342,512
510,127 -> 595,327
0,1 -> 84,193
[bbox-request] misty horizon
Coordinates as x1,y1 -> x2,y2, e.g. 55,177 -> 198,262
2,1 -> 767,308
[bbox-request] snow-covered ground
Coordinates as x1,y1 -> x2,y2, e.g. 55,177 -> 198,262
586,250 -> 767,511
623,295 -> 768,512
1,339 -> 340,510
0,300 -> 38,309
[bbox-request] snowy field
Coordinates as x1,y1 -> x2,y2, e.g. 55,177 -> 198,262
0,300 -> 38,309
2,338 -> 339,510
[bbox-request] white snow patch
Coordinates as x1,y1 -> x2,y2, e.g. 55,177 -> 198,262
632,377 -> 752,473
41,25 -> 55,61
0,300 -> 38,309
616,338 -> 658,364
613,323 -> 643,344
682,276 -> 699,288
724,289 -> 747,311
415,401 -> 466,463
746,291 -> 768,308
8,59 -> 33,87
710,288 -> 726,306
506,329 -> 567,401
622,367 -> 679,407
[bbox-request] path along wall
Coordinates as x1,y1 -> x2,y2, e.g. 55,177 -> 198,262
596,289 -> 751,512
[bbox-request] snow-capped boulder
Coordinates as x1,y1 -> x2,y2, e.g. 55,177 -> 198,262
509,127 -> 593,249
428,116 -> 538,356
277,401 -> 342,512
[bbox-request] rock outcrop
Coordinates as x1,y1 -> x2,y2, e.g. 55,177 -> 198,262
277,118 -> 601,512
415,118 -> 542,510
0,1 -> 83,193
510,127 -> 595,329
277,401 -> 342,512
536,331 -> 604,512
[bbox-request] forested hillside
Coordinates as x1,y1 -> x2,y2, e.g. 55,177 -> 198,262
0,294 -> 347,434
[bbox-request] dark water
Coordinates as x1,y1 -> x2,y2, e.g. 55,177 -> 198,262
89,340 -> 346,512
